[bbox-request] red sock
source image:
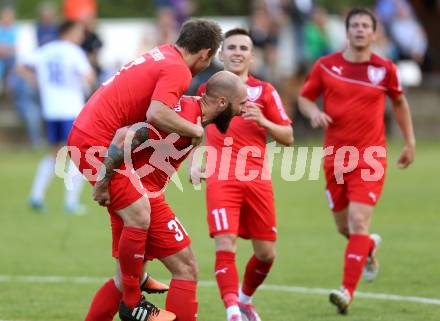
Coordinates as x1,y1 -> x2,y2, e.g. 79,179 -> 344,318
84,278 -> 121,321
342,234 -> 371,296
215,251 -> 239,308
118,226 -> 147,308
241,255 -> 273,297
165,279 -> 197,321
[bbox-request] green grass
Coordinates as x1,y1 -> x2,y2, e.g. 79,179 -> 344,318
0,140 -> 439,321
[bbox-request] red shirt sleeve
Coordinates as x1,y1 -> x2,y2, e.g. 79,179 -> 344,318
386,62 -> 403,100
151,63 -> 192,108
262,84 -> 292,125
300,60 -> 323,101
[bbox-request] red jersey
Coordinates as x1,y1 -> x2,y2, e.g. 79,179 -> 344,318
300,52 -> 402,156
198,75 -> 292,182
133,96 -> 202,193
74,44 -> 192,145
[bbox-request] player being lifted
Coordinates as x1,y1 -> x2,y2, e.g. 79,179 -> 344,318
192,28 -> 293,321
298,8 -> 415,314
68,19 -> 223,321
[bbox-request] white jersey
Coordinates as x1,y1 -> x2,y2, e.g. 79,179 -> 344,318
25,40 -> 92,120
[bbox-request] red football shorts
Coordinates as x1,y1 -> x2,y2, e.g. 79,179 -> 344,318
67,127 -> 146,212
109,194 -> 191,260
206,179 -> 277,241
324,164 -> 387,212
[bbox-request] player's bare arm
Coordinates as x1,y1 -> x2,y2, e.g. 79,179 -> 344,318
147,100 -> 204,140
298,96 -> 333,128
243,101 -> 294,146
94,123 -> 149,206
390,94 -> 416,169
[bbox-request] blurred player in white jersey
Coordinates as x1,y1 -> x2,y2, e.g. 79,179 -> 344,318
18,20 -> 95,214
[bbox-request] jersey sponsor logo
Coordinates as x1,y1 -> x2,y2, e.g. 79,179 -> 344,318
331,66 -> 343,75
368,66 -> 386,85
247,85 -> 263,101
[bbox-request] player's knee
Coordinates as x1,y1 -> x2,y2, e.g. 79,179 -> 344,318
124,211 -> 150,230
172,255 -> 198,281
349,214 -> 369,234
255,249 -> 276,263
214,235 -> 237,252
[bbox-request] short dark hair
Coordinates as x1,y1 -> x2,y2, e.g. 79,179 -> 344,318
224,28 -> 251,39
175,19 -> 223,57
58,20 -> 80,37
345,8 -> 377,31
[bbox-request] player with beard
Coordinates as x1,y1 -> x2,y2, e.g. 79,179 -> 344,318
68,19 -> 223,321
192,28 -> 293,321
69,70 -> 248,321
298,8 -> 415,314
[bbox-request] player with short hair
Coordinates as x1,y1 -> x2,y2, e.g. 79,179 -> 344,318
69,70 -> 248,321
19,20 -> 95,214
192,28 -> 293,321
298,8 -> 416,314
68,19 -> 223,321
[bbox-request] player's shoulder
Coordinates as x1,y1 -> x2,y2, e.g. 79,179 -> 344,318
370,52 -> 397,71
174,95 -> 201,118
318,52 -> 343,67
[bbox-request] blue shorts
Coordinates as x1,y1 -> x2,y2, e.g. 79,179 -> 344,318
46,120 -> 74,145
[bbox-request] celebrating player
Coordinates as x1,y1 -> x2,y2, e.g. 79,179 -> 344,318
19,20 -> 95,214
298,8 -> 416,314
69,71 -> 248,321
192,28 -> 293,321
68,19 -> 223,321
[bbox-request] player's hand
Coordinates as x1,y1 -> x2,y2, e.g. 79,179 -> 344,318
397,144 -> 415,169
191,116 -> 204,147
93,180 -> 111,207
242,102 -> 269,127
310,110 -> 333,128
188,164 -> 205,186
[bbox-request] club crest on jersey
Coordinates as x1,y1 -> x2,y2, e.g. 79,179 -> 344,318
367,66 -> 386,85
247,86 -> 263,102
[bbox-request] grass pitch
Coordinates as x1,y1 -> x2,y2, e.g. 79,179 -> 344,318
0,140 -> 439,321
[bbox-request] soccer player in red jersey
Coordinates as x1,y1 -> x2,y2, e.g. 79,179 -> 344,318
68,19 -> 223,321
298,8 -> 416,314
69,70 -> 248,321
192,29 -> 293,321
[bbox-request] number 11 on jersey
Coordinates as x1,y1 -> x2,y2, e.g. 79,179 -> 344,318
212,208 -> 229,231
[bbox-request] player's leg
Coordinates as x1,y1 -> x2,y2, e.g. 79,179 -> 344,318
206,181 -> 242,321
29,120 -> 59,211
161,246 -> 198,321
59,119 -> 86,214
214,234 -> 241,321
116,197 -> 151,310
238,240 -> 275,321
84,260 -> 170,321
333,208 -> 349,238
61,120 -> 86,214
238,182 -> 277,321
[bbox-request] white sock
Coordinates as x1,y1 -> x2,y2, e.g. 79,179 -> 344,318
30,155 -> 55,202
226,305 -> 241,320
239,288 -> 252,304
64,160 -> 85,209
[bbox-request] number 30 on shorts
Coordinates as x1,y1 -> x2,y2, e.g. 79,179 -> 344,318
167,217 -> 188,242
212,208 -> 229,231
